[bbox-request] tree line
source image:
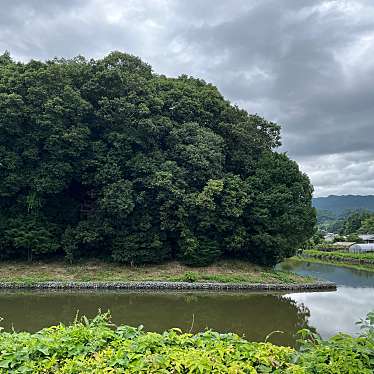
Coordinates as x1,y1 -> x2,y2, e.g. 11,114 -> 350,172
0,51 -> 315,266
317,209 -> 374,236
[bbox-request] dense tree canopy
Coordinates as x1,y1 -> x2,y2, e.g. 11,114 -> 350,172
332,210 -> 374,236
0,51 -> 315,266
359,215 -> 374,234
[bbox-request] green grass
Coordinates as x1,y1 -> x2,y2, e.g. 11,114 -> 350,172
305,249 -> 374,261
300,249 -> 374,272
0,312 -> 373,373
0,259 -> 316,285
293,255 -> 374,273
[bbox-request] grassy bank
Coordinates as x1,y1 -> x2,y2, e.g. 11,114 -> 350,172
0,259 -> 315,285
293,256 -> 374,273
300,250 -> 374,272
0,312 -> 373,373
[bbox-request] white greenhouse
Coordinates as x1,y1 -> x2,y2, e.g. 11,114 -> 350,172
349,243 -> 374,253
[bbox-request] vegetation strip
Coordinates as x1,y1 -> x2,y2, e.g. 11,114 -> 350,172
0,260 -> 317,284
0,312 -> 372,373
292,256 -> 374,273
302,250 -> 374,265
0,280 -> 336,291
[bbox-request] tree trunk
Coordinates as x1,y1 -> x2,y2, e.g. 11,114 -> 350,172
27,247 -> 32,262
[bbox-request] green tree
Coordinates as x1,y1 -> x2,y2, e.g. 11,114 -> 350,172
359,215 -> 374,234
341,211 -> 372,235
5,217 -> 59,261
0,51 -> 316,266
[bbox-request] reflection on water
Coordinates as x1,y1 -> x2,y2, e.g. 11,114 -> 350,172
0,290 -> 311,347
286,286 -> 374,338
278,258 -> 374,338
0,260 -> 372,347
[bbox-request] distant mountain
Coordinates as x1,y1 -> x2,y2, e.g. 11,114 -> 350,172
313,195 -> 374,216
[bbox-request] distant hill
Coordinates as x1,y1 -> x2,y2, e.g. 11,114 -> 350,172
313,195 -> 374,216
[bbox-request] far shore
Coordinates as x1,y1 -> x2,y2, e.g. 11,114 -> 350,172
297,250 -> 374,272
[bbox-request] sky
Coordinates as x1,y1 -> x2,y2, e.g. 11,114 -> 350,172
1,0 -> 374,197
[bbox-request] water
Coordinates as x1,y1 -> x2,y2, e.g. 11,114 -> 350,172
277,259 -> 374,288
0,290 -> 310,346
0,260 -> 373,347
278,259 -> 374,339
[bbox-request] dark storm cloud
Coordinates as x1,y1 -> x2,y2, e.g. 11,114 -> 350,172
1,0 -> 373,196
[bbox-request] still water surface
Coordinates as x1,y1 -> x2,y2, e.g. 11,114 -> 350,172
277,259 -> 374,340
0,259 -> 373,347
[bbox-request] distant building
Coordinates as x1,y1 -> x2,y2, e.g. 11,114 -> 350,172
324,233 -> 337,242
333,242 -> 355,249
349,243 -> 374,253
317,241 -> 353,252
358,234 -> 374,243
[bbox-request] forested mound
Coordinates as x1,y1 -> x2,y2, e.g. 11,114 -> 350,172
0,51 -> 315,266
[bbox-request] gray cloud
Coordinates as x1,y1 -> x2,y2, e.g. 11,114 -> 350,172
1,0 -> 373,196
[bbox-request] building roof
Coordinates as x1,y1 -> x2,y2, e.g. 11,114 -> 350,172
333,242 -> 356,247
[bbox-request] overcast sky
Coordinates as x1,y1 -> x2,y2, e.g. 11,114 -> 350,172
1,0 -> 374,196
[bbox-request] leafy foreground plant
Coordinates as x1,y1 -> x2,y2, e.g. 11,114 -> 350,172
0,312 -> 372,373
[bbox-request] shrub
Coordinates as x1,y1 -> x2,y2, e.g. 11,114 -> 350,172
0,312 -> 372,373
182,271 -> 199,283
